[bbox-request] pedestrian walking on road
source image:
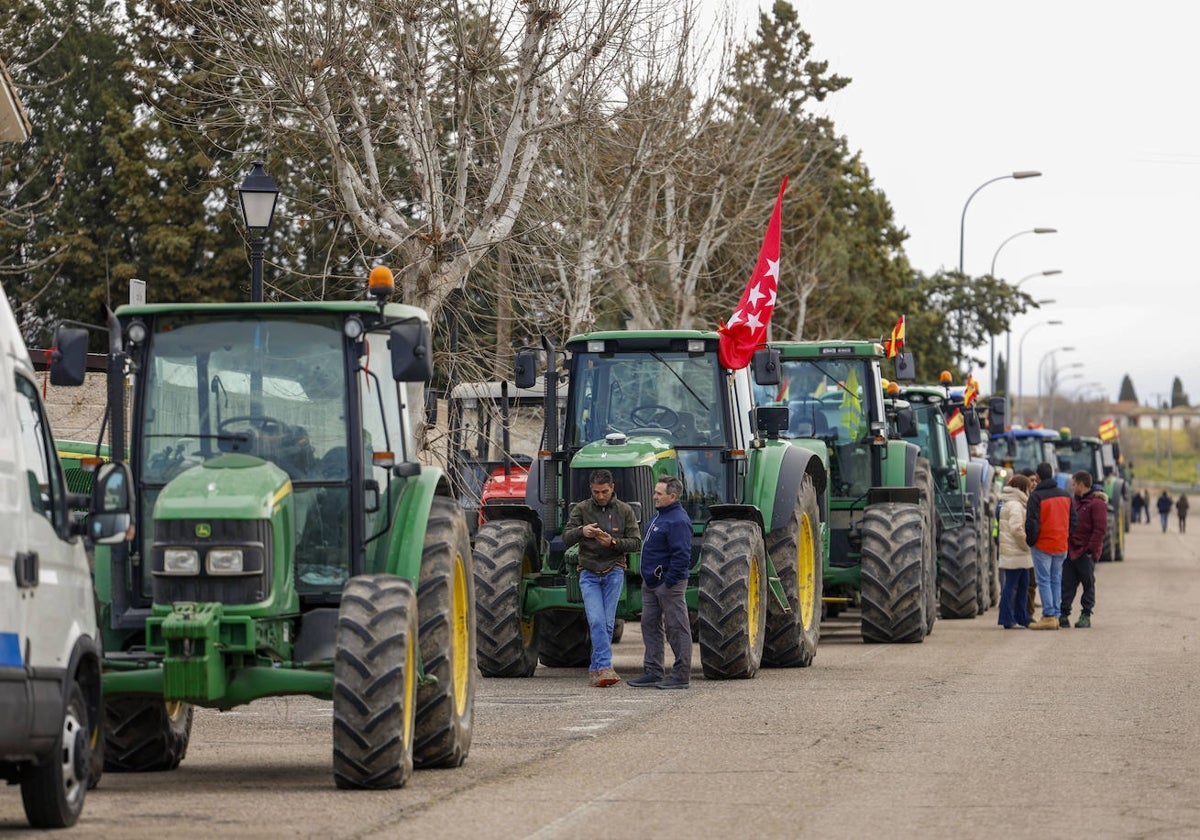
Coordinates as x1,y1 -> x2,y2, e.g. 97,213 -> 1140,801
1144,490 -> 1153,525
997,474 -> 1033,629
1177,493 -> 1189,534
563,469 -> 642,688
1157,490 -> 1174,533
629,476 -> 693,689
1061,471 -> 1106,629
1131,490 -> 1145,524
1025,462 -> 1076,630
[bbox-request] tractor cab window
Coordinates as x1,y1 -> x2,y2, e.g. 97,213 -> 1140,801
565,350 -> 724,448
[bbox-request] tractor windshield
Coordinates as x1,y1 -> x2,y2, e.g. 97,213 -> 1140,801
767,359 -> 875,445
565,350 -> 724,448
988,435 -> 1056,474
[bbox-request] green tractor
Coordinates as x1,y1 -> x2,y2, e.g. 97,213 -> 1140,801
894,385 -> 987,619
471,331 -> 826,680
1052,430 -> 1128,562
764,341 -> 935,643
50,277 -> 476,789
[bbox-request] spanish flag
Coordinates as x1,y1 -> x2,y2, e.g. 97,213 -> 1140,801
963,373 -> 979,407
1098,418 -> 1118,442
947,407 -> 965,436
883,315 -> 905,358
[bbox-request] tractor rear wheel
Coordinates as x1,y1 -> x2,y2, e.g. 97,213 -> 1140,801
938,525 -> 981,619
20,679 -> 89,828
414,496 -> 476,769
913,459 -> 938,635
333,575 -> 418,789
537,610 -> 592,667
763,474 -> 822,668
102,697 -> 192,773
698,519 -> 767,679
473,519 -> 539,677
860,503 -> 928,643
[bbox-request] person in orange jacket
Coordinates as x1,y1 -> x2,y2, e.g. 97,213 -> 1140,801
1024,462 -> 1076,630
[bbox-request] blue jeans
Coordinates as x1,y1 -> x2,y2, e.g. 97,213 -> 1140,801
579,569 -> 625,671
997,567 -> 1031,627
1030,547 -> 1066,618
1160,511 -> 1170,532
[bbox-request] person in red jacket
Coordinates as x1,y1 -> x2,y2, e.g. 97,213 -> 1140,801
1061,471 -> 1107,628
1024,462 -> 1077,630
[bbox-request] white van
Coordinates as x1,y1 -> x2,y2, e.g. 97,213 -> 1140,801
0,282 -> 103,828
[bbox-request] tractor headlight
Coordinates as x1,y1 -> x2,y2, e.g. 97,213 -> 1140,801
207,548 -> 245,575
162,549 -> 200,575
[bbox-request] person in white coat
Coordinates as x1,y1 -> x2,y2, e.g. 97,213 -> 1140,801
997,474 -> 1034,628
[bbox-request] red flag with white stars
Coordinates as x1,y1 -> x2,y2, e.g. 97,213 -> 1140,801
718,176 -> 787,370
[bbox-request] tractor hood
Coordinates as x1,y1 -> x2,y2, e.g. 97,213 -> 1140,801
570,434 -> 674,471
153,453 -> 293,521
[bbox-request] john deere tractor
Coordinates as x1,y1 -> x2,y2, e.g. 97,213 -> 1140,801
471,331 -> 826,680
50,270 -> 476,789
1052,429 -> 1128,562
765,341 -> 935,643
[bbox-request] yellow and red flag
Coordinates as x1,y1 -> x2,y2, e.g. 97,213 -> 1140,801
963,373 -> 979,406
946,407 -> 965,436
775,378 -> 790,404
883,315 -> 905,358
718,177 -> 787,370
1098,418 -> 1118,442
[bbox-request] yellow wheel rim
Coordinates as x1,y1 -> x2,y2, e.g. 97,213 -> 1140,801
165,700 -> 184,721
748,550 -> 762,636
520,546 -> 536,647
402,628 -> 416,748
797,511 -> 817,628
451,553 -> 471,718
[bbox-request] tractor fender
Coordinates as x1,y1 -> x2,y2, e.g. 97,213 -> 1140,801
747,441 -> 827,532
382,466 -> 452,583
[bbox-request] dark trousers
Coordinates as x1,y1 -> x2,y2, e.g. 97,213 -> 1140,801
640,580 -> 692,681
1061,555 -> 1096,618
998,567 -> 1031,627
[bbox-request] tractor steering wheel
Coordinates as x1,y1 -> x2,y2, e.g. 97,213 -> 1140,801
629,404 -> 679,430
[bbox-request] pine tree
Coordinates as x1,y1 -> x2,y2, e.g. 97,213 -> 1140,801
994,354 -> 1008,396
1171,376 -> 1190,408
1118,374 -> 1138,403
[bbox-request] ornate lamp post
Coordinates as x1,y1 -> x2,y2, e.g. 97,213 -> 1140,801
237,161 -> 280,303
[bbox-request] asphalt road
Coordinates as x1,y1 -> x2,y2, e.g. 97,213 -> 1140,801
5,520 -> 1199,838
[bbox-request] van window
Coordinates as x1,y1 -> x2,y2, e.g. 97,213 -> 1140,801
15,375 -> 65,530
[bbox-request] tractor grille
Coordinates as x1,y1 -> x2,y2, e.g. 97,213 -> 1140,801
152,518 -> 273,606
569,465 -> 654,530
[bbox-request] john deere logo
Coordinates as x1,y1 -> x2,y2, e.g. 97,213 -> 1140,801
194,523 -> 212,539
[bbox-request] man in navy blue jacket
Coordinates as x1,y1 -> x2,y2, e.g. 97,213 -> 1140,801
629,476 -> 694,689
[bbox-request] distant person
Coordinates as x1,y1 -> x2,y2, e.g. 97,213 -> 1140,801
629,476 -> 693,689
1061,471 -> 1106,629
997,474 -> 1033,629
563,469 -> 642,688
1157,490 -> 1174,533
1025,462 -> 1076,630
1144,490 -> 1153,525
1177,493 -> 1189,534
1130,490 -> 1145,524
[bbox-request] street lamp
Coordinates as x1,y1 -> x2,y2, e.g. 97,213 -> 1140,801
1016,319 -> 1062,423
958,170 -> 1042,274
1037,347 -> 1077,422
237,161 -> 280,303
988,228 -> 1057,388
1004,269 -> 1063,404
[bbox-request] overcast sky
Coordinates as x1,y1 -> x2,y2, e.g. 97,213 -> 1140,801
722,1 -> 1198,410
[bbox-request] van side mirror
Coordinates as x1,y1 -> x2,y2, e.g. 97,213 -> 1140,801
50,326 -> 90,386
751,348 -> 781,387
390,321 -> 433,383
514,350 -> 537,390
89,462 -> 134,544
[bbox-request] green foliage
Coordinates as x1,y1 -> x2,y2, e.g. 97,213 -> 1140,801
1172,376 -> 1190,408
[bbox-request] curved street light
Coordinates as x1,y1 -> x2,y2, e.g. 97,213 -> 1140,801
958,170 -> 1042,274
1016,319 -> 1062,423
1004,270 -> 1063,402
988,228 -> 1057,389
1037,347 -> 1077,422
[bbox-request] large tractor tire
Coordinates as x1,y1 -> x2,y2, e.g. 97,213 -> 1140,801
763,474 -> 822,668
333,574 -> 418,790
473,519 -> 539,677
102,697 -> 192,773
537,610 -> 592,668
414,496 -> 476,769
913,459 -> 938,635
20,679 -> 90,828
698,519 -> 767,679
938,525 -> 981,619
860,502 -> 928,643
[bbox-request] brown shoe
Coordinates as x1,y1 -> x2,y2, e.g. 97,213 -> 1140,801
591,668 -> 621,687
1028,615 -> 1059,630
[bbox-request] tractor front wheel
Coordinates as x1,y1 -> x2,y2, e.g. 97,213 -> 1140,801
102,697 -> 192,773
333,575 -> 418,789
698,519 -> 767,679
414,496 -> 476,769
763,474 -> 822,668
860,503 -> 928,643
473,520 -> 539,677
537,610 -> 592,667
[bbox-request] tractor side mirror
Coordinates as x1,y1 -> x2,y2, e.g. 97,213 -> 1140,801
88,462 -> 134,544
390,321 -> 433,383
50,326 -> 90,387
751,348 -> 781,387
987,396 -> 1006,431
964,409 -> 982,447
894,406 -> 918,438
894,351 -> 916,381
514,350 -> 537,390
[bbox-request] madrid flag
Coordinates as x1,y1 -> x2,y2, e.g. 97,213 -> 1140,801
718,176 -> 788,370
